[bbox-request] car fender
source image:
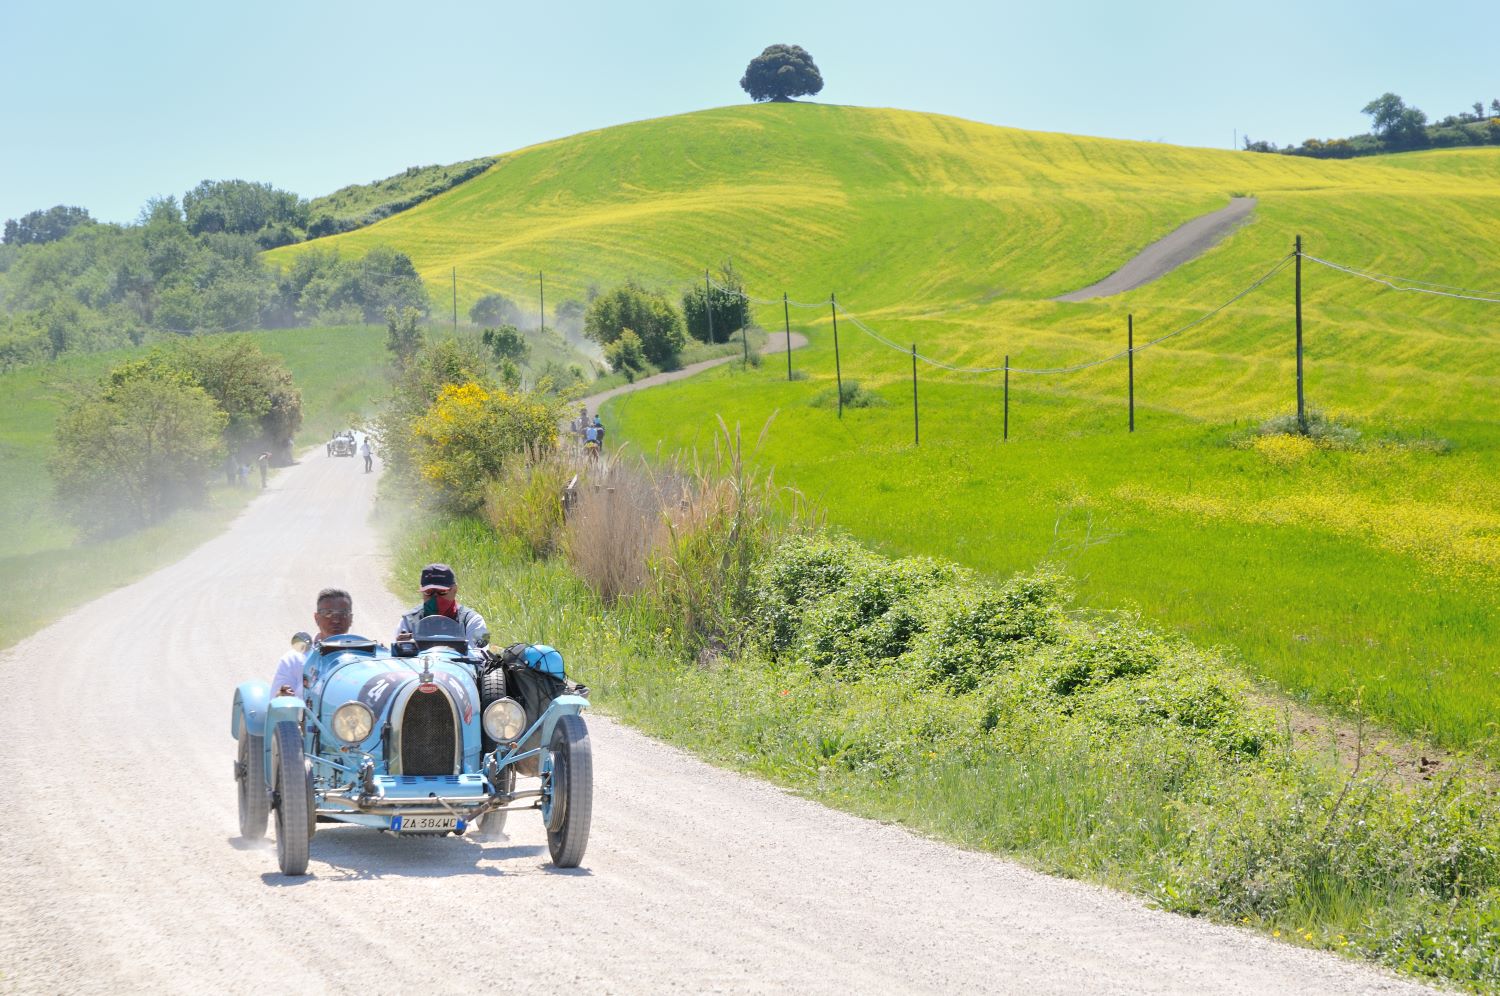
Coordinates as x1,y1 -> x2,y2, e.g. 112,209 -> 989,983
266,694 -> 306,735
538,694 -> 590,748
232,681 -> 271,740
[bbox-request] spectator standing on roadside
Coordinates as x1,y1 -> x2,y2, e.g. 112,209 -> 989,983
257,452 -> 271,488
359,437 -> 373,473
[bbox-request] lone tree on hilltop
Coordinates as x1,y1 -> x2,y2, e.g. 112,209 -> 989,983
740,44 -> 823,103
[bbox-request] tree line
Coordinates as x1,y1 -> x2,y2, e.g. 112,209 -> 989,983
0,187 -> 429,370
1245,93 -> 1500,159
52,337 -> 302,536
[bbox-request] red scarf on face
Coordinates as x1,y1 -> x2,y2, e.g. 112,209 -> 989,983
423,595 -> 458,619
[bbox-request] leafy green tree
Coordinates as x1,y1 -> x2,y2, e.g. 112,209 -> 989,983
740,44 -> 824,103
583,280 -> 686,368
1361,93 -> 1429,148
385,307 -> 425,371
162,338 -> 303,459
293,245 -> 428,322
2,205 -> 93,246
470,293 -> 523,327
683,260 -> 751,343
183,179 -> 307,238
604,328 -> 647,380
52,365 -> 228,533
481,323 -> 530,364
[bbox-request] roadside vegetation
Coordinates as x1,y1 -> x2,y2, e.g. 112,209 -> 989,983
0,324 -> 389,649
388,438 -> 1500,991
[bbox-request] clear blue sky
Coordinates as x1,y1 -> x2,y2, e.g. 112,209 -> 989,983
3,0 -> 1493,225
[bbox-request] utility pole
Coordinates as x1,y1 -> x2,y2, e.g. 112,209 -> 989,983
784,293 -> 792,381
1295,235 -> 1305,432
831,294 -> 843,419
911,344 -> 919,446
539,271 -> 545,334
705,270 -> 714,344
452,268 -> 457,332
1003,356 -> 1009,442
1128,314 -> 1135,432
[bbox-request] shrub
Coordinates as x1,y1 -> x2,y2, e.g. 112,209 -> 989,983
471,293 -> 524,328
52,365 -> 227,534
482,447 -> 573,559
604,328 -> 647,380
412,381 -> 562,512
563,461 -> 668,604
481,324 -> 530,365
584,280 -> 687,368
1253,407 -> 1362,448
809,379 -> 886,409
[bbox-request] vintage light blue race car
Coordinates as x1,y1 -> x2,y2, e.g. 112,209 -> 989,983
231,616 -> 592,875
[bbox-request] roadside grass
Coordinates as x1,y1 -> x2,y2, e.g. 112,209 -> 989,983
0,324 -> 389,650
395,513 -> 1500,991
603,353 -> 1500,755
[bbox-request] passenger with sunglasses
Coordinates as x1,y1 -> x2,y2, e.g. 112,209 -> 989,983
393,563 -> 490,650
271,588 -> 355,697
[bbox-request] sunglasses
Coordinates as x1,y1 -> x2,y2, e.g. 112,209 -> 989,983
317,606 -> 353,618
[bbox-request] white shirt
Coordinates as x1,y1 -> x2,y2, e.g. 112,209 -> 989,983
271,647 -> 308,698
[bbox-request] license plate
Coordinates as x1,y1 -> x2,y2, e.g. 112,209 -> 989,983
390,814 -> 464,833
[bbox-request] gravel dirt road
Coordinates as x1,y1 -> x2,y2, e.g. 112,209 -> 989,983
0,448 -> 1435,994
1055,197 -> 1257,302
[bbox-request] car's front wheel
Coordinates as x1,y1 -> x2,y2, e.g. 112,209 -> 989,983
272,721 -> 313,876
543,714 -> 592,868
236,726 -> 269,840
474,764 -> 515,841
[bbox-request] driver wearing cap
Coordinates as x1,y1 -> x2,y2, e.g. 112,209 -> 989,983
395,563 -> 490,649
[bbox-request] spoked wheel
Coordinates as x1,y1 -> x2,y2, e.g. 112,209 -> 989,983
236,726 -> 269,840
542,714 -> 592,868
271,721 -> 313,876
474,764 -> 516,841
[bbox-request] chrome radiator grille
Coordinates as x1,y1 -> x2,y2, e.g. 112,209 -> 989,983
401,689 -> 457,775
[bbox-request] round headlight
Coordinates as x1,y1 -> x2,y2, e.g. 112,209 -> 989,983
482,697 -> 527,742
331,701 -> 374,744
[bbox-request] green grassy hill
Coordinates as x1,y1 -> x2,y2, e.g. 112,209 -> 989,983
268,105 -> 1500,750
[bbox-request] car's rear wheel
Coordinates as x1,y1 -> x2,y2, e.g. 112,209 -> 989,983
236,726 -> 268,840
272,721 -> 313,876
543,714 -> 592,868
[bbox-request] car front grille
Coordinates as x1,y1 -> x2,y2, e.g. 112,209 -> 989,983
401,688 -> 457,776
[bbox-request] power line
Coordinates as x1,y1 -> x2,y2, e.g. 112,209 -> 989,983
828,254 -> 1294,376
1302,254 -> 1500,305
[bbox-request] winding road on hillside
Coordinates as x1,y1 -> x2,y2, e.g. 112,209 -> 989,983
1055,197 -> 1257,302
0,366 -> 1432,995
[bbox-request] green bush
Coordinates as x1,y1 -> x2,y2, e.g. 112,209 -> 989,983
809,379 -> 886,409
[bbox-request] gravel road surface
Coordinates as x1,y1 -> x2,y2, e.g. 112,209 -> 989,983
0,446 -> 1434,994
1055,198 -> 1257,302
